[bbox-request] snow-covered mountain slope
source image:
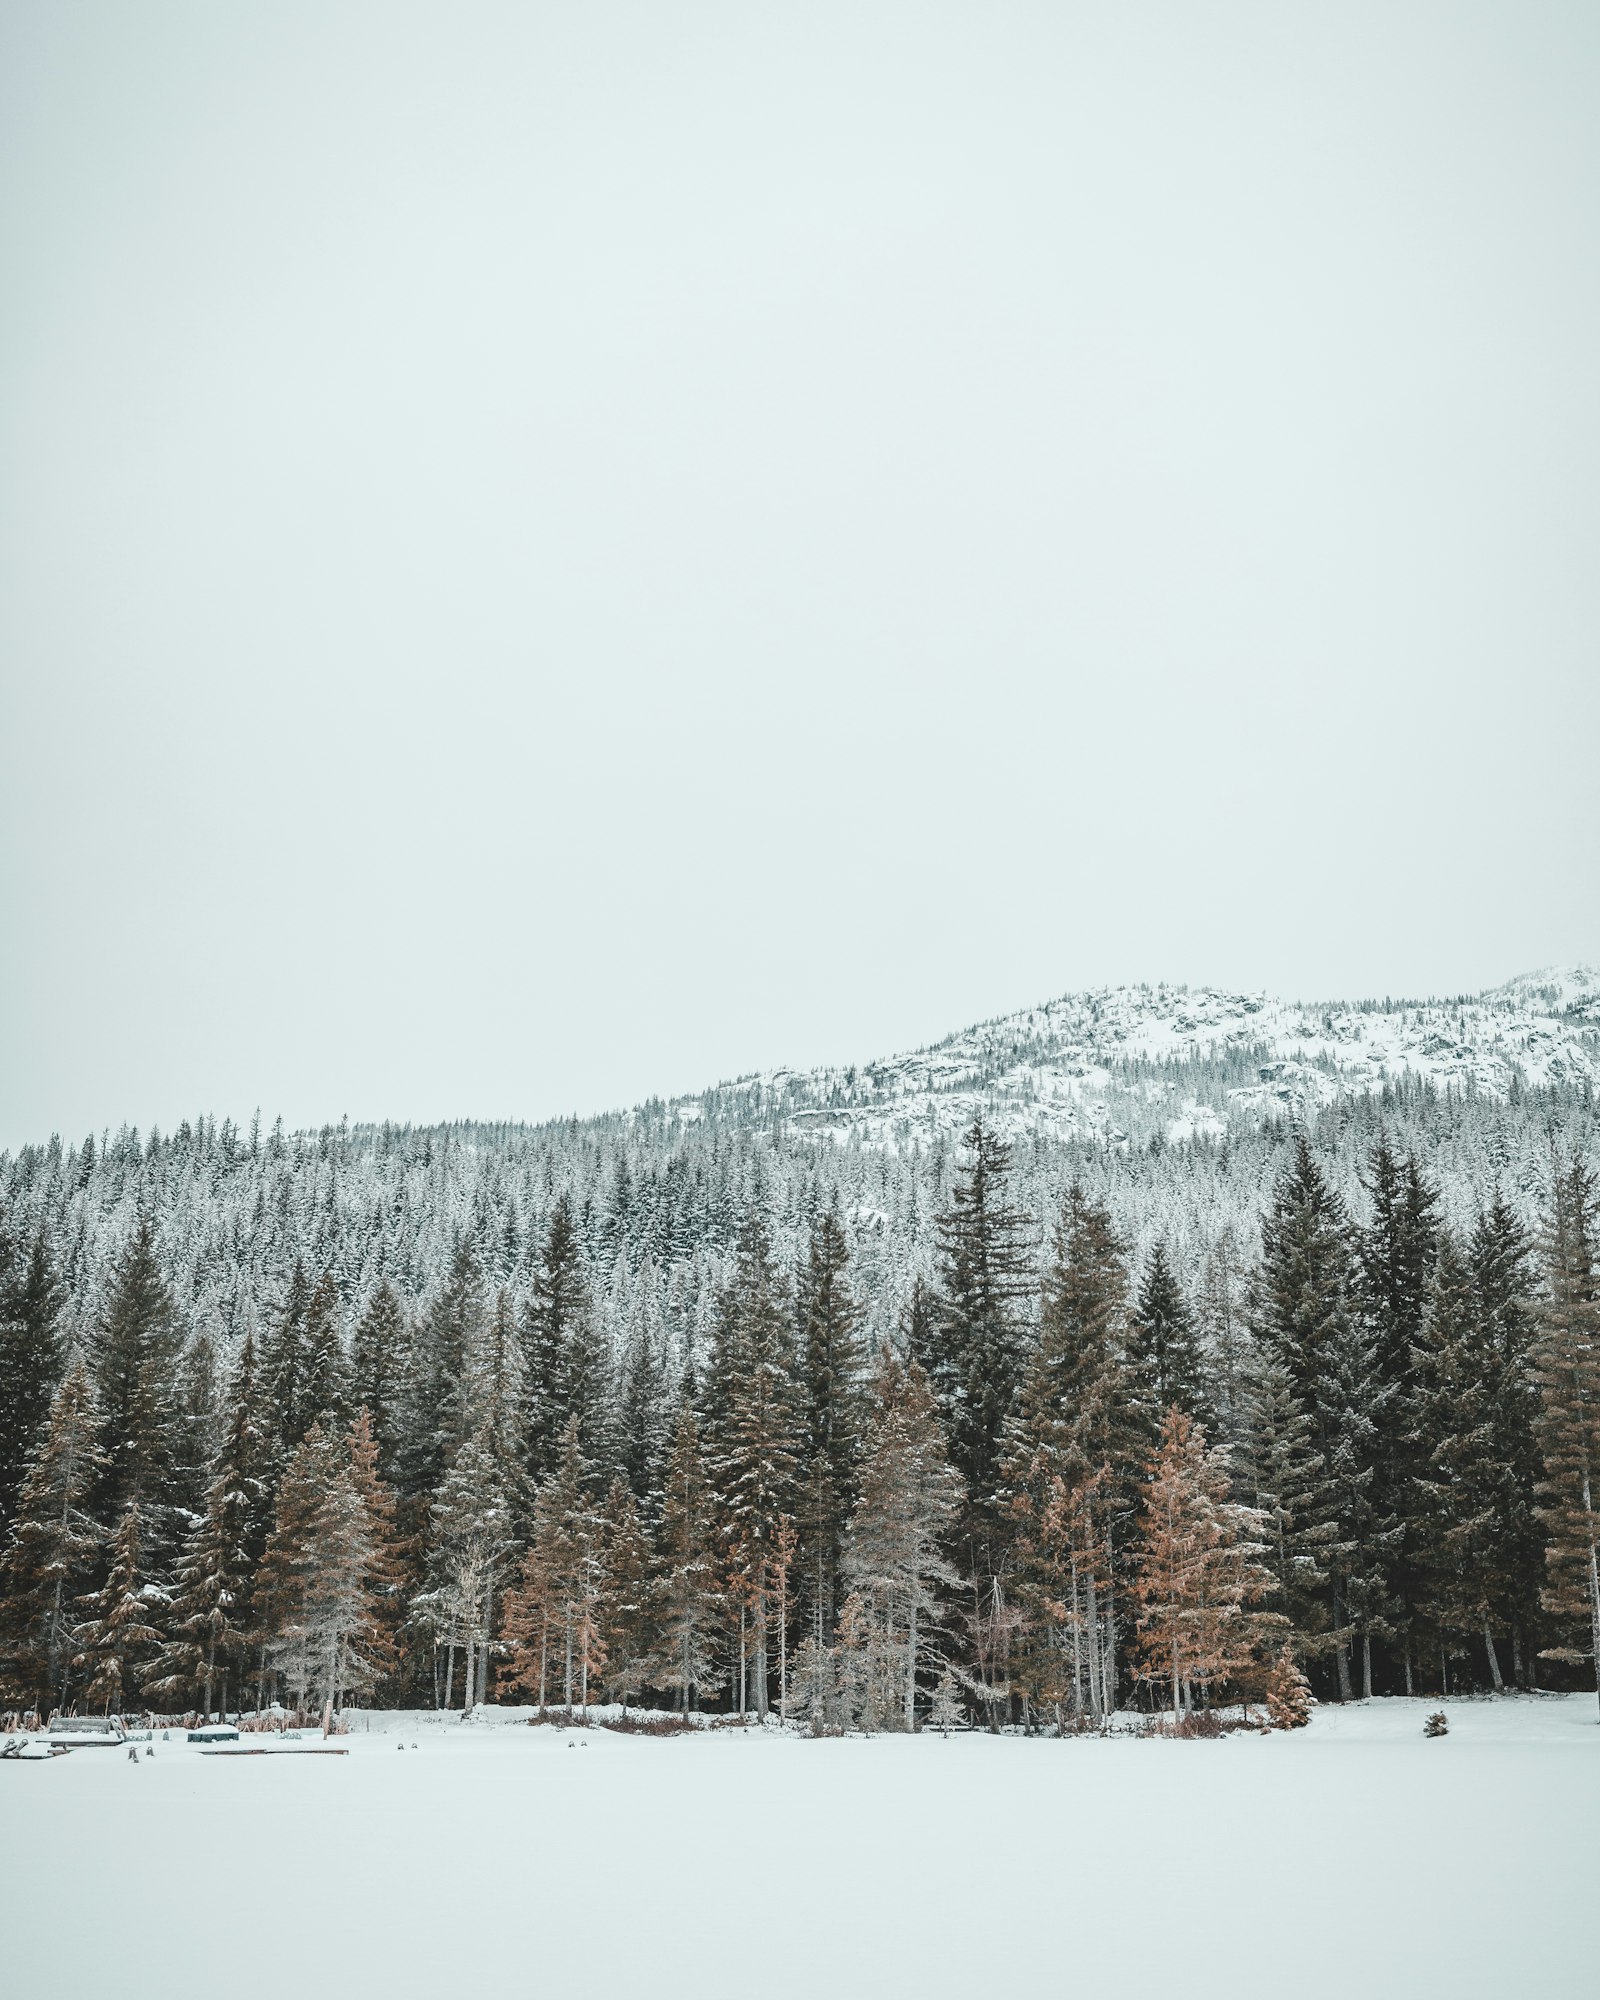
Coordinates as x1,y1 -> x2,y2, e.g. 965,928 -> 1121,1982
663,967 -> 1600,1151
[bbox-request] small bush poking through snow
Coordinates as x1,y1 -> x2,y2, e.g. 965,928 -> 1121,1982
1424,1712 -> 1449,1738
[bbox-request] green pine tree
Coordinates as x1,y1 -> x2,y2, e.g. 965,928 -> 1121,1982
520,1198 -> 597,1482
600,1475 -> 653,1709
652,1398 -> 721,1713
930,1119 -> 1035,1520
795,1204 -> 866,1646
90,1218 -> 186,1560
0,1225 -> 66,1542
1255,1136 -> 1394,1698
73,1501 -> 166,1715
299,1271 -> 351,1438
1128,1241 -> 1208,1422
261,1261 -> 313,1460
1471,1196 -> 1543,1680
1358,1136 -> 1441,1690
1238,1352 -> 1342,1662
145,1331 -> 270,1718
351,1278 -> 409,1480
0,1360 -> 106,1714
840,1348 -> 963,1732
1002,1183 -> 1146,1721
1412,1228 -> 1511,1689
1531,1158 -> 1600,1710
706,1214 -> 801,1719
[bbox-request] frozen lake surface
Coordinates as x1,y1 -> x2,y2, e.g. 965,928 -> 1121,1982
3,1696 -> 1596,1999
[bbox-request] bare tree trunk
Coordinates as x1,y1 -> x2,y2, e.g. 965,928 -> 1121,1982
778,1574 -> 789,1725
1361,1632 -> 1373,1700
906,1598 -> 918,1733
1069,1560 -> 1084,1716
1403,1640 -> 1414,1697
1085,1576 -> 1103,1719
1102,1568 -> 1117,1718
1586,1518 -> 1600,1718
443,1641 -> 456,1710
754,1577 -> 769,1721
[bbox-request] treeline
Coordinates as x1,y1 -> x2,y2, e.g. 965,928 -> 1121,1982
5,1077 -> 1593,1387
1,1122 -> 1598,1728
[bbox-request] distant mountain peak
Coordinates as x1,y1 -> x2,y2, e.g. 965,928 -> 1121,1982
660,970 -> 1600,1152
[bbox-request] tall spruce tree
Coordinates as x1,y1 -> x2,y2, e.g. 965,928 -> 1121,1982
795,1205 -> 866,1645
146,1330 -> 270,1718
424,1417 -> 515,1710
1531,1158 -> 1600,1709
706,1214 -> 801,1719
614,1306 -> 672,1514
929,1119 -> 1034,1706
839,1348 -> 963,1732
171,1325 -> 224,1523
652,1399 -> 720,1713
261,1261 -> 314,1461
1471,1196 -> 1542,1677
299,1271 -> 351,1438
1130,1410 -> 1276,1720
1358,1137 -> 1440,1687
1256,1137 -> 1394,1697
1412,1227 -> 1522,1690
1129,1242 -> 1208,1422
505,1419 -> 605,1713
351,1279 -> 408,1480
394,1243 -> 482,1511
0,1226 -> 66,1542
521,1197 -> 598,1482
930,1119 -> 1035,1520
345,1407 -> 407,1698
1196,1226 -> 1251,1453
73,1501 -> 166,1715
599,1475 -> 654,1709
254,1421 -> 385,1713
90,1218 -> 186,1559
0,1360 -> 106,1714
1237,1353 -> 1342,1663
1002,1183 -> 1146,1720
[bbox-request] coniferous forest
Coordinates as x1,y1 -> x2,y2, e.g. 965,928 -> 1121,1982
3,1082 -> 1599,1730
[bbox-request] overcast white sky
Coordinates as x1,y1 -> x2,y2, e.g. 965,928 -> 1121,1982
2,2 -> 1597,1151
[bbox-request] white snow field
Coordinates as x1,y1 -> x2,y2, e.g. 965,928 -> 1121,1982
4,1697 -> 1596,2000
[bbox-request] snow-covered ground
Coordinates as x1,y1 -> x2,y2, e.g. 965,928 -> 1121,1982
3,1696 -> 1596,1998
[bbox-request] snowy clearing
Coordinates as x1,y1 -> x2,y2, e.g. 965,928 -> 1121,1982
3,1696 -> 1596,1999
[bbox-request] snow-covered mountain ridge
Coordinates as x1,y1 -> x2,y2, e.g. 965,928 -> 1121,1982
660,967 -> 1600,1152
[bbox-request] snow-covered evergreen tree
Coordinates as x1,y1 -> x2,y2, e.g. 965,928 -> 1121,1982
0,1225 -> 65,1543
651,1399 -> 720,1713
0,1360 -> 106,1713
73,1501 -> 166,1714
1130,1409 -> 1276,1720
1531,1158 -> 1600,1708
839,1348 -> 962,1731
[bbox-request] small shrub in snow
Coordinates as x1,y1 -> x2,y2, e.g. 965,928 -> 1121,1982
1424,1711 -> 1449,1738
1266,1647 -> 1313,1731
